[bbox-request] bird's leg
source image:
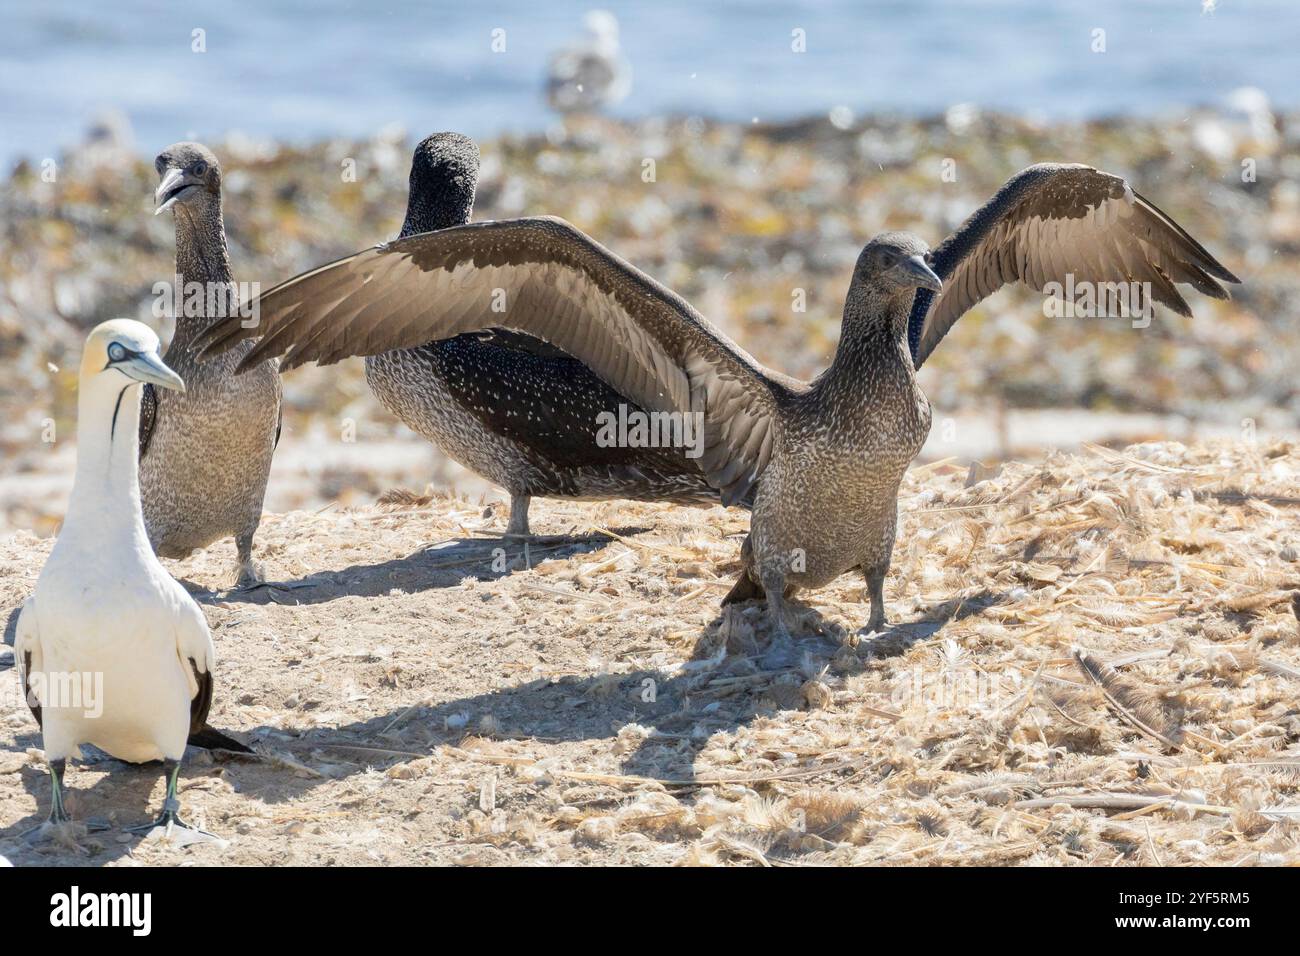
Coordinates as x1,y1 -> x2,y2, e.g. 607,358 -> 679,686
858,564 -> 888,636
234,528 -> 266,589
758,572 -> 800,669
46,757 -> 70,825
125,758 -> 220,843
19,758 -> 71,839
505,494 -> 531,537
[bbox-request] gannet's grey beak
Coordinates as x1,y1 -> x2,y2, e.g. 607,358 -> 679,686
123,349 -> 186,392
902,255 -> 943,293
154,167 -> 196,215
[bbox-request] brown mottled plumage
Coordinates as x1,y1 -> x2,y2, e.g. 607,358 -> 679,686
195,162 -> 1236,644
140,143 -> 281,586
361,133 -> 725,534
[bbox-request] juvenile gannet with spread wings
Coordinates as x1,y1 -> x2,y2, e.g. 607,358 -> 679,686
365,132 -> 730,537
196,163 -> 1237,652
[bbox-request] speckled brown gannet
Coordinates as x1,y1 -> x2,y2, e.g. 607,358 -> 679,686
365,132 -> 727,537
15,320 -> 230,842
195,163 -> 1237,653
142,142 -> 282,586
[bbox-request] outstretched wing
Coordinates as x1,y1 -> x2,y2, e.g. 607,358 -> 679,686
909,163 -> 1239,368
196,217 -> 788,504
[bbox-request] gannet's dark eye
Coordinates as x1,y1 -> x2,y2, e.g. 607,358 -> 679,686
108,342 -> 128,362
192,161 -> 207,176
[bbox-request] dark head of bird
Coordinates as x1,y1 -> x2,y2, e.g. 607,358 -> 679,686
154,141 -> 230,286
853,232 -> 942,297
825,232 -> 943,384
400,132 -> 480,238
154,142 -> 222,218
841,231 -> 942,340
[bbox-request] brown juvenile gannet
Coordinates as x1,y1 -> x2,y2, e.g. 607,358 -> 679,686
142,142 -> 282,586
195,163 -> 1237,648
360,132 -> 727,535
15,320 -> 232,841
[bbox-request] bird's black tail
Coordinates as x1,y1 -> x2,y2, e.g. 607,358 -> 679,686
187,725 -> 254,754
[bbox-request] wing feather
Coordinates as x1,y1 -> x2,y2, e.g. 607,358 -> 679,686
196,217 -> 786,503
910,163 -> 1239,368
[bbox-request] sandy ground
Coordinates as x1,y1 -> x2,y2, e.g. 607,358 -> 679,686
2,439 -> 1299,867
5,400 -> 1286,540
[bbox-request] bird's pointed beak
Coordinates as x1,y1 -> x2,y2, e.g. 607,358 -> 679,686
123,349 -> 186,392
154,167 -> 194,215
902,255 -> 943,293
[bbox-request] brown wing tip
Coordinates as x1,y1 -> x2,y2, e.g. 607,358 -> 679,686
1203,280 -> 1233,301
235,348 -> 269,375
192,319 -> 243,363
1194,256 -> 1240,286
1133,189 -> 1241,285
190,334 -> 218,361
720,475 -> 756,507
1217,264 -> 1242,285
276,348 -> 335,374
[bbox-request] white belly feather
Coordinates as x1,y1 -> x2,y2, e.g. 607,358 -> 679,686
25,536 -> 203,764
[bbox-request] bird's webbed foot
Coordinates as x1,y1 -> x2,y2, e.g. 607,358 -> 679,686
758,578 -> 801,669
126,797 -> 225,847
234,558 -> 267,590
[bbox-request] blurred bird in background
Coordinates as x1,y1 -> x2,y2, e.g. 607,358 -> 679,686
546,10 -> 631,115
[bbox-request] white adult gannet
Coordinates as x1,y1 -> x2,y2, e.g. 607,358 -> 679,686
15,319 -> 224,841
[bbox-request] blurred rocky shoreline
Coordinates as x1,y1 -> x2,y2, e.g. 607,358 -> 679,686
2,107 -> 1296,532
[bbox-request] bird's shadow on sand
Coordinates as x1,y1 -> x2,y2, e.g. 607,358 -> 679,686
0,587 -> 1007,861
188,528 -> 653,608
218,586 -> 1010,799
